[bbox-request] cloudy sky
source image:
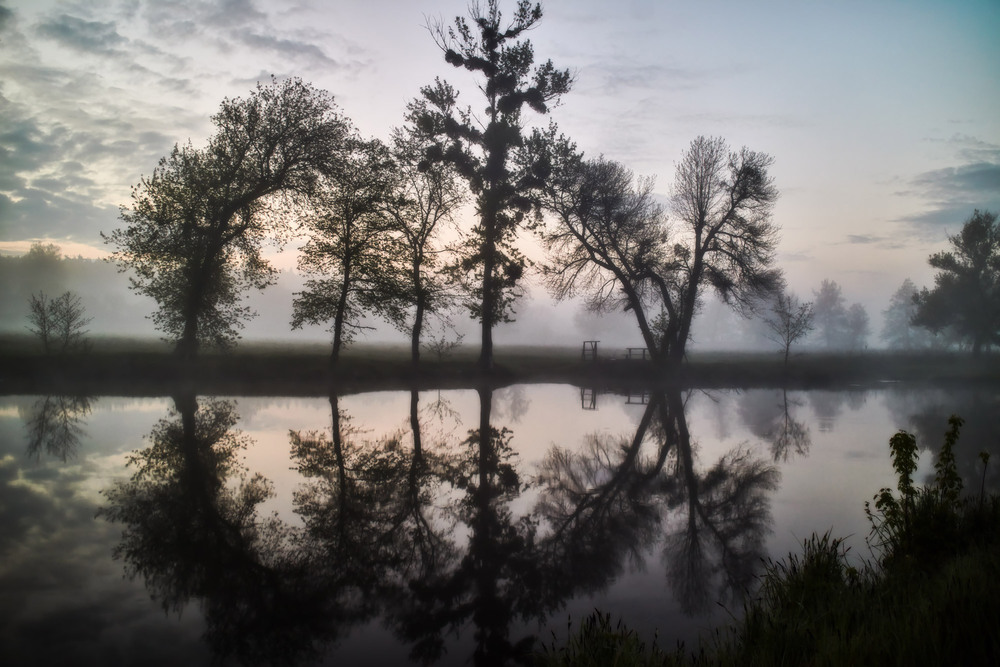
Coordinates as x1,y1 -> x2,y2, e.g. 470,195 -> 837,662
1,0 -> 998,320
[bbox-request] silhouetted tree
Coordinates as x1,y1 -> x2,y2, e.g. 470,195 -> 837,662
291,138 -> 400,366
913,209 -> 1000,355
420,0 -> 573,370
534,147 -> 671,361
881,278 -> 933,349
760,291 -> 813,364
535,134 -> 780,364
382,100 -> 466,364
26,291 -> 92,354
106,78 -> 352,360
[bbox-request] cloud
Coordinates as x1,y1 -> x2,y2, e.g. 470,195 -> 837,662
0,5 -> 12,32
233,29 -> 339,68
36,14 -> 128,56
897,137 -> 1000,233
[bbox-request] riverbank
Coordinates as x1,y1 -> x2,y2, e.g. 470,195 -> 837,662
2,335 -> 999,395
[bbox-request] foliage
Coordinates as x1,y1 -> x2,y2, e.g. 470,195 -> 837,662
420,0 -> 572,369
381,99 -> 466,363
759,291 -> 813,364
844,302 -> 870,350
913,209 -> 1000,355
864,415 -> 975,569
811,279 -> 869,350
534,134 -> 780,364
26,290 -> 92,354
105,77 -> 352,359
881,278 -> 935,349
291,138 -> 401,365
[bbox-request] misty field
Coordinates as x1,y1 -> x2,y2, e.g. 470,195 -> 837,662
3,333 -> 999,396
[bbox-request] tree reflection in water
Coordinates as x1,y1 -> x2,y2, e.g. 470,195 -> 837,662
738,388 -> 812,462
22,394 -> 92,461
99,394 -> 336,666
535,390 -> 779,616
99,387 -> 779,665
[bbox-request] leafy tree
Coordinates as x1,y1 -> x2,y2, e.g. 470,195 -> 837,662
382,101 -> 465,364
881,278 -> 933,349
914,209 -> 1000,355
812,279 -> 847,348
419,0 -> 573,370
535,134 -> 780,364
291,138 -> 400,366
105,78 -> 352,360
27,290 -> 92,354
761,291 -> 814,364
845,302 -> 870,351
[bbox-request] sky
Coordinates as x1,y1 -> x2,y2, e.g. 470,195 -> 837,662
1,0 -> 999,339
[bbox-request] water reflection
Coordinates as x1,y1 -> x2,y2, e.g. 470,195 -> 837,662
537,391 -> 778,616
95,387 -> 782,665
738,389 -> 811,462
21,394 -> 92,461
885,388 -> 1000,494
98,395 -> 331,666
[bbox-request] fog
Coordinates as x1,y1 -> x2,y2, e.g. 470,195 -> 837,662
1,248 -> 899,353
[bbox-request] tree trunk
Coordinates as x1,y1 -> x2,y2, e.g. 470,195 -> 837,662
330,268 -> 351,369
479,209 -> 497,373
411,296 -> 425,366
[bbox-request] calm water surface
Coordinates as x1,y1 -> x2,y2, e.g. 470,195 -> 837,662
2,384 -> 998,666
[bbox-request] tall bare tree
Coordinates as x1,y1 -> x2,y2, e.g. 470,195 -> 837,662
535,133 -> 780,365
419,0 -> 572,371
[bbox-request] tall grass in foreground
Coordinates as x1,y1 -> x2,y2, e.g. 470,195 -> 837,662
537,416 -> 1000,666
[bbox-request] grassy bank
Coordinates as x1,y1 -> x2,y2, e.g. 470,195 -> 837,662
2,333 -> 999,395
536,418 -> 1000,666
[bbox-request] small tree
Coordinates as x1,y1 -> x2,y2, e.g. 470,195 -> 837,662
913,209 -> 1000,356
291,138 -> 400,367
761,291 -> 814,365
382,99 -> 465,365
844,302 -> 870,351
27,291 -> 92,354
812,279 -> 847,348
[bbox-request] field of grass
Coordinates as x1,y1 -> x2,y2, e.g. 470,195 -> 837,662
2,333 -> 999,395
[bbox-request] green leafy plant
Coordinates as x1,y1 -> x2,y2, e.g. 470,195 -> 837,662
865,415 -> 969,570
